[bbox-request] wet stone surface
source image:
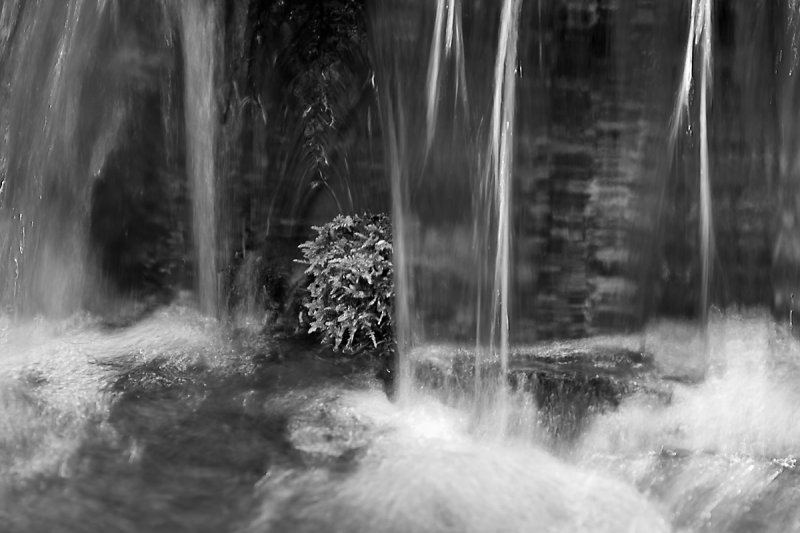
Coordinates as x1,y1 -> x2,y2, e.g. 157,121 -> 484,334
511,345 -> 661,443
414,341 -> 669,444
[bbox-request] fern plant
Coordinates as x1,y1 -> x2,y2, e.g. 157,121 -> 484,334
297,213 -> 394,358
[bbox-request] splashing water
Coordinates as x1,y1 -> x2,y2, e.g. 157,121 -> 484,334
0,305 -> 673,532
576,312 -> 800,531
0,305 -> 230,487
7,307 -> 800,531
248,390 -> 670,533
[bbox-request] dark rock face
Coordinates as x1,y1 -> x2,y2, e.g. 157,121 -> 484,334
509,345 -> 655,444
513,0 -> 667,340
512,0 -> 782,336
412,340 -> 665,446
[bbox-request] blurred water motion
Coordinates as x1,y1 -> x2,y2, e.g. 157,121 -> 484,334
2,309 -> 800,531
371,0 -> 800,355
0,0 -> 381,317
0,307 -> 670,532
575,312 -> 800,532
1,0 -> 794,332
3,0 -> 800,531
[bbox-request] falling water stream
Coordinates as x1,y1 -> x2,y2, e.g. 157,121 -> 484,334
3,1 -> 800,532
473,0 -> 520,429
0,0 -> 111,315
179,0 -> 220,316
671,0 -> 714,324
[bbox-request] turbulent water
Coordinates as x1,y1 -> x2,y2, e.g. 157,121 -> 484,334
576,312 -> 800,532
2,309 -> 800,531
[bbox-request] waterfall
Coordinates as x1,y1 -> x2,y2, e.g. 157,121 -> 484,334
179,0 -> 220,316
0,0 -> 112,315
0,0 -> 225,318
474,0 -> 521,432
371,0 -> 523,435
670,0 -> 715,323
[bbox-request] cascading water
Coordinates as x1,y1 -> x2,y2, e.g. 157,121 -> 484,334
0,0 -> 113,315
670,0 -> 714,324
775,0 -> 800,314
369,0 -> 800,529
178,0 -> 221,316
6,1 -> 800,532
474,0 -> 520,431
371,0 -> 526,434
0,0 -> 227,317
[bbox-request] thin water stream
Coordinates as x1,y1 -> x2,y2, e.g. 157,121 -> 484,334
670,0 -> 714,324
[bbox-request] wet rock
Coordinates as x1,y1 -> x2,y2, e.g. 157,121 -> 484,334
412,340 -> 668,445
